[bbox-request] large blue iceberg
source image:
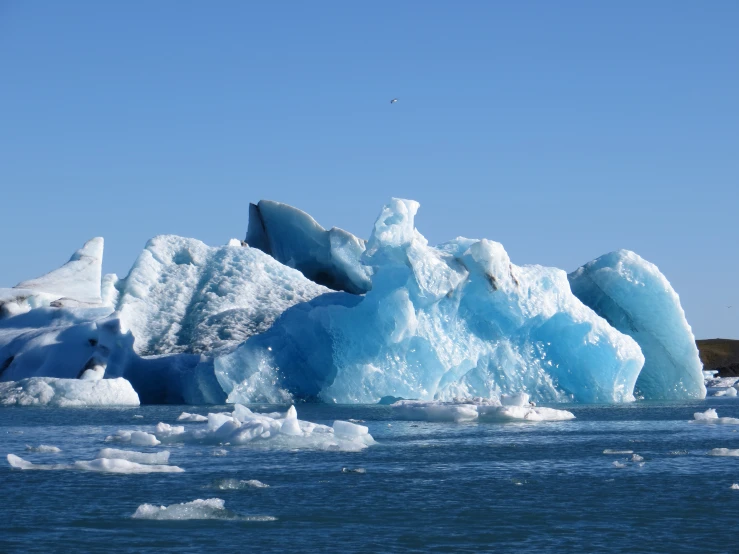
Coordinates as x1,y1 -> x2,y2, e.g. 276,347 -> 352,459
0,198 -> 705,406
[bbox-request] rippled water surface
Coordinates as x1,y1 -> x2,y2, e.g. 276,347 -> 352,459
3,399 -> 739,553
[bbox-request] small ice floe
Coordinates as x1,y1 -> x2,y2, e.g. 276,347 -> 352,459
631,454 -> 644,462
669,450 -> 689,456
213,478 -> 269,490
348,419 -> 365,423
7,453 -> 183,473
603,449 -> 634,455
25,445 -> 61,453
96,448 -> 170,465
133,415 -> 144,419
731,484 -> 739,490
131,498 -> 275,521
105,430 -> 161,446
146,405 -> 376,452
341,467 -> 366,474
177,412 -> 208,423
612,461 -> 626,468
212,449 -> 228,457
711,388 -> 738,397
692,409 -> 739,425
708,448 -> 739,457
391,396 -> 575,423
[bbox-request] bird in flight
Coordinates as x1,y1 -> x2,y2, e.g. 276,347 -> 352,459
390,98 -> 398,104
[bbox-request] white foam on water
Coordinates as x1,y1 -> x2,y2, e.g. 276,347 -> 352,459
612,461 -> 626,468
631,454 -> 644,462
213,478 -> 269,490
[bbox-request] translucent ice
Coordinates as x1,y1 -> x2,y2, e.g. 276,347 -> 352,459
569,250 -> 705,400
0,377 -> 140,407
246,200 -> 372,294
219,199 -> 644,404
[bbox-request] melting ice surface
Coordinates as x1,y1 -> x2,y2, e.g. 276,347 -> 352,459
0,197 -> 705,406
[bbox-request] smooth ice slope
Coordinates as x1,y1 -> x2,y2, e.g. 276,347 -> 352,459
116,235 -> 329,355
246,200 -> 372,294
0,238 -> 104,318
218,199 -> 645,404
0,377 -> 140,407
569,250 -> 705,400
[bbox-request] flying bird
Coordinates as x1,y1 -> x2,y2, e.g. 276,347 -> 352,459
390,98 -> 398,104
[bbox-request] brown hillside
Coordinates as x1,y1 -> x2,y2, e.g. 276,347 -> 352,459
696,339 -> 739,377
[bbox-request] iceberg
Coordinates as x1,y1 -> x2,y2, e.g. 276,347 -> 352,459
569,250 -> 705,400
0,377 -> 140,407
0,198 -> 706,407
246,200 -> 372,294
218,199 -> 644,404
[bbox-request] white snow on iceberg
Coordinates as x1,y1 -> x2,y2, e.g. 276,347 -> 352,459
0,377 -> 139,407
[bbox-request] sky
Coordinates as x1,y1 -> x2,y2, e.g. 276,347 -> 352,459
0,0 -> 737,339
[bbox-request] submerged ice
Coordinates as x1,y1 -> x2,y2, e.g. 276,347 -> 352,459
0,197 -> 705,406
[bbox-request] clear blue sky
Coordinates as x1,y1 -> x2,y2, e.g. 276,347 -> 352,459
0,1 -> 737,339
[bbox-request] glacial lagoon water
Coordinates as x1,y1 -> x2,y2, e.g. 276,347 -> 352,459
3,399 -> 739,553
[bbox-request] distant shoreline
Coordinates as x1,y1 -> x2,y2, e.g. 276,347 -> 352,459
697,339 -> 739,376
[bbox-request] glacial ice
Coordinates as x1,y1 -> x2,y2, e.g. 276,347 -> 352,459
131,498 -> 275,521
105,430 -> 161,446
390,399 -> 575,423
7,453 -> 183,473
0,377 -> 140,407
149,404 -> 377,452
708,448 -> 739,457
246,200 -> 372,294
177,412 -> 208,422
218,198 -> 644,404
692,409 -> 739,425
96,448 -> 171,465
569,250 -> 705,400
25,445 -> 61,453
0,198 -> 707,407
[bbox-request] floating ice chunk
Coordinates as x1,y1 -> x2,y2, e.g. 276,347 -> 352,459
213,478 -> 269,490
0,378 -> 140,407
212,449 -> 228,457
711,388 -> 738,397
569,250 -> 705,401
341,467 -> 366,474
105,430 -> 161,447
152,405 -> 376,452
631,454 -> 644,462
25,445 -> 61,453
692,409 -> 739,425
391,399 -> 575,423
96,448 -> 170,465
612,461 -> 626,468
73,458 -> 183,473
708,448 -> 739,457
177,412 -> 208,422
133,415 -> 144,419
603,449 -> 634,455
131,498 -> 275,521
7,453 -> 68,470
731,484 -> 739,490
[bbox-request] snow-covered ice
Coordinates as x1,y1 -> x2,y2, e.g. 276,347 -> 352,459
0,377 -> 140,407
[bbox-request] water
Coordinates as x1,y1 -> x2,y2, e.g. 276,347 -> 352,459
3,399 -> 739,553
